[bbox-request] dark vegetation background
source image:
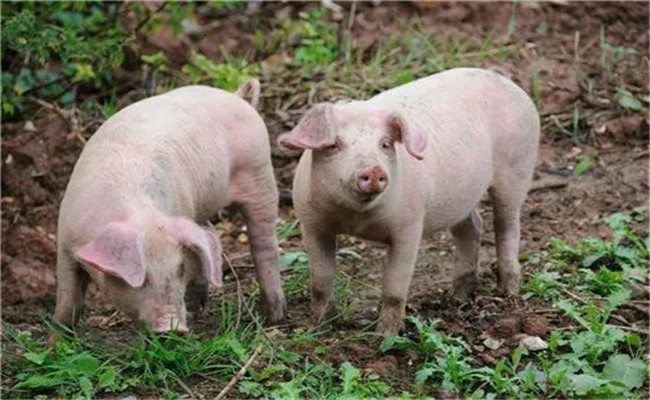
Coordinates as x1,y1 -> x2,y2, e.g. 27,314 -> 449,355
1,1 -> 648,399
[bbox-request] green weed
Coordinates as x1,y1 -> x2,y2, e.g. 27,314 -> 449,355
182,53 -> 259,92
2,2 -> 129,118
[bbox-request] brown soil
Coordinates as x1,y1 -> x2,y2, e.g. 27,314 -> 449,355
2,1 -> 648,397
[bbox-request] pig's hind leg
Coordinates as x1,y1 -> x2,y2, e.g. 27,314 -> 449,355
489,172 -> 530,296
450,209 -> 483,302
53,250 -> 90,328
239,171 -> 286,323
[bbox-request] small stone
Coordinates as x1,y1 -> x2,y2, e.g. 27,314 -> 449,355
236,233 -> 248,244
24,121 -> 36,132
484,337 -> 504,350
519,335 -> 548,351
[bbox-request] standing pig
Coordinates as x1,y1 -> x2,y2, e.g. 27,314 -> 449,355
279,68 -> 539,336
54,80 -> 285,333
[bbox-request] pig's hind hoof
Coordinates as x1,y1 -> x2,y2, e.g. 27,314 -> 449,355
261,292 -> 286,324
377,315 -> 405,337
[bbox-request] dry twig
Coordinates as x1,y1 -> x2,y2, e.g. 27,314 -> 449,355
529,179 -> 569,193
214,345 -> 264,400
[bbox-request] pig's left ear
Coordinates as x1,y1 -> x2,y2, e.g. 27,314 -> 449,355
387,112 -> 428,160
173,218 -> 223,288
277,103 -> 336,153
76,222 -> 147,288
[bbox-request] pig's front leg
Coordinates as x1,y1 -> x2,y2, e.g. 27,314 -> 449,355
303,226 -> 337,324
53,251 -> 90,328
378,224 -> 423,336
241,193 -> 286,323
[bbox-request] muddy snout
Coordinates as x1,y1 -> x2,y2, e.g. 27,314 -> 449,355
356,166 -> 389,196
151,318 -> 188,334
148,305 -> 188,334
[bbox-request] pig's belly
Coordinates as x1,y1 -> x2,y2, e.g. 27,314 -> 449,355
422,171 -> 491,235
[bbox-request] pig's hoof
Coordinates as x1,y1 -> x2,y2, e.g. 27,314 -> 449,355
450,288 -> 474,304
46,333 -> 58,348
497,275 -> 521,297
310,301 -> 338,326
261,292 -> 286,323
450,274 -> 477,303
377,317 -> 404,337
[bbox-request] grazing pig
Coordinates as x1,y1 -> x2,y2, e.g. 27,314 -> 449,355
279,68 -> 539,336
54,80 -> 285,333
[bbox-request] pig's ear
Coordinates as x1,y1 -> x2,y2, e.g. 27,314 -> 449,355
173,219 -> 223,288
277,103 -> 336,152
76,222 -> 147,288
387,112 -> 428,160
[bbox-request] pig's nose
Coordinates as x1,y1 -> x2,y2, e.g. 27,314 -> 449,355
356,166 -> 388,194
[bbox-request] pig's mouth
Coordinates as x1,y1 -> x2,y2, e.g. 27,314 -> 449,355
351,188 -> 383,205
357,192 -> 380,203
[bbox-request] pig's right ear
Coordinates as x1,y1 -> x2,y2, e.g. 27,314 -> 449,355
277,103 -> 336,153
76,222 -> 147,288
173,219 -> 224,289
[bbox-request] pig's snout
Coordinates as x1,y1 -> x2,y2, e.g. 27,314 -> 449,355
149,306 -> 188,334
356,166 -> 388,195
152,318 -> 188,334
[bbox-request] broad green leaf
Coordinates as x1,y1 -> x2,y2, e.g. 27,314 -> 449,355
571,374 -> 606,395
605,212 -> 631,231
626,334 -> 642,348
581,254 -> 604,268
71,353 -> 100,377
340,362 -> 361,394
14,374 -> 64,389
23,351 -> 48,365
603,354 -> 646,389
615,89 -> 643,111
280,251 -> 308,268
98,367 -> 118,389
78,376 -> 94,399
379,335 -> 414,353
415,366 -> 435,386
574,156 -> 593,175
605,289 -> 631,314
238,380 -> 264,397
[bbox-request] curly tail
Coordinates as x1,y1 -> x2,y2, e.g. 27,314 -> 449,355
235,79 -> 260,109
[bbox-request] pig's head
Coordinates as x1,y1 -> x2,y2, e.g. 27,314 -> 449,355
75,214 -> 223,333
279,103 -> 427,211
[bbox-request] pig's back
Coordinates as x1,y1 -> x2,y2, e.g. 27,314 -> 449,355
59,86 -> 266,245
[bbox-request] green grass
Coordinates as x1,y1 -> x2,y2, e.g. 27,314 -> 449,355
4,209 -> 648,399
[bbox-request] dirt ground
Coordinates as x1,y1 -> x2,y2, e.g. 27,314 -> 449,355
2,2 -> 648,396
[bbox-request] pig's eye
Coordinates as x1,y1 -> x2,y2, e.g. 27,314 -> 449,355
381,139 -> 393,151
321,139 -> 341,156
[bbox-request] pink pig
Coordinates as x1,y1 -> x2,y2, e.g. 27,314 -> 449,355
54,80 -> 285,333
279,68 -> 539,336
